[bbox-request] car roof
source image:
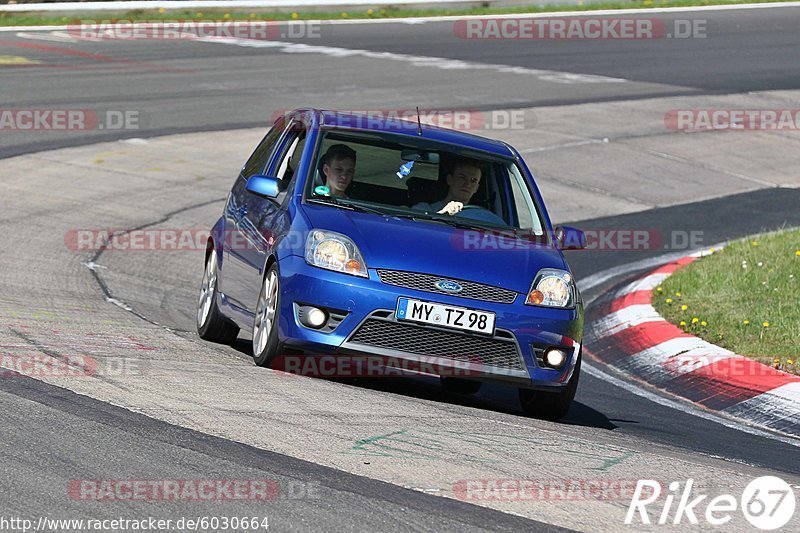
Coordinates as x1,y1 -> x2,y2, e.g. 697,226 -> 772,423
287,108 -> 516,158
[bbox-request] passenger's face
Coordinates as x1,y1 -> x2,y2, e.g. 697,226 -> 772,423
323,157 -> 356,196
446,164 -> 481,203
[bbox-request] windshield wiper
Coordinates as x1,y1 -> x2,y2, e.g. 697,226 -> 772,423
307,197 -> 386,216
391,212 -> 509,233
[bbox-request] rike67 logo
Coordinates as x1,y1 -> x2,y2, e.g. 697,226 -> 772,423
626,476 -> 796,530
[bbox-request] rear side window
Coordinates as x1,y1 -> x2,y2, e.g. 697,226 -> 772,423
242,120 -> 285,178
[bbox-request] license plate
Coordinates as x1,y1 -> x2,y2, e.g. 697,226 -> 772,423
395,298 -> 495,335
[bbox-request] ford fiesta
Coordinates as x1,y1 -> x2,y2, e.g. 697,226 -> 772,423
196,109 -> 586,420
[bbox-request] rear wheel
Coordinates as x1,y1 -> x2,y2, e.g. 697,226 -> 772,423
440,377 -> 482,395
252,264 -> 282,367
519,351 -> 581,421
197,248 -> 240,344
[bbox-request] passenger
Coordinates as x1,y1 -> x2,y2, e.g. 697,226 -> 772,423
414,158 -> 506,225
320,144 -> 357,198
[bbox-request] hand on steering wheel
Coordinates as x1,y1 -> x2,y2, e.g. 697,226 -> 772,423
437,201 -> 464,215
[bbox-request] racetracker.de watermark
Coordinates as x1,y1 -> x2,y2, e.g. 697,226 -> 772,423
0,109 -> 141,131
0,355 -> 145,380
452,229 -> 704,252
665,109 -> 800,131
453,478 -> 648,501
65,228 -> 705,253
453,17 -> 707,40
275,108 -> 535,131
68,20 -> 321,40
272,354 -> 491,378
67,479 -> 320,501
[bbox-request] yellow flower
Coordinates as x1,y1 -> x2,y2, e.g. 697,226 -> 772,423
743,319 -> 750,325
701,320 -> 707,327
795,250 -> 800,256
762,321 -> 770,327
224,13 -> 231,19
656,287 -> 663,293
158,7 -> 166,13
679,321 -> 687,327
367,8 -> 374,14
691,317 -> 699,324
680,305 -> 688,311
788,359 -> 795,365
751,241 -> 758,246
666,298 -> 673,304
675,292 -> 681,297
291,12 -> 299,19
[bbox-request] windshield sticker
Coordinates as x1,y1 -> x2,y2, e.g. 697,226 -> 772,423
314,185 -> 331,196
396,161 -> 414,180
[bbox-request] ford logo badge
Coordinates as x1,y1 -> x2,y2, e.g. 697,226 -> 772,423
435,280 -> 462,293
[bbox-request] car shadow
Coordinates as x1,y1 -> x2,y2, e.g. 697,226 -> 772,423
228,337 -> 620,429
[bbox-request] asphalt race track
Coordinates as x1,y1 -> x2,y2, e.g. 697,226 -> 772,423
1,5 -> 799,532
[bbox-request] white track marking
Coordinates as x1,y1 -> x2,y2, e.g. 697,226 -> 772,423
618,272 -> 671,295
580,243 -> 797,444
2,1 -> 800,18
582,362 -> 800,447
15,31 -> 75,42
592,304 -> 664,335
724,382 -> 800,427
194,36 -> 628,84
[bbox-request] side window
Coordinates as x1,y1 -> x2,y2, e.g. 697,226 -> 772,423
508,165 -> 542,234
271,124 -> 307,203
242,120 -> 285,179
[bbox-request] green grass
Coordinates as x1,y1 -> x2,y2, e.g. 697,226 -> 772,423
1,0 -> 798,26
653,229 -> 800,374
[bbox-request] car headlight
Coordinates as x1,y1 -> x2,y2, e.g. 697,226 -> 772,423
305,230 -> 368,277
525,268 -> 575,308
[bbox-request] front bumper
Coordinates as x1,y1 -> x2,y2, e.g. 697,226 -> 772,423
276,255 -> 583,390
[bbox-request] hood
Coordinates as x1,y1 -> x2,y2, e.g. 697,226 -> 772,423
301,203 -> 567,294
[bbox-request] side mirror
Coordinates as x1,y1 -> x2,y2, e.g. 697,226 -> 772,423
554,225 -> 586,250
245,175 -> 280,199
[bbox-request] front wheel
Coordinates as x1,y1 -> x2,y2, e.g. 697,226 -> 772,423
519,351 -> 581,421
252,263 -> 282,367
197,248 -> 240,344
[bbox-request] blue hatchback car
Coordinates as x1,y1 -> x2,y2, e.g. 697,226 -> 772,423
197,109 -> 586,420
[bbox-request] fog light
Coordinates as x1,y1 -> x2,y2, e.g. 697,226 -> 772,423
300,307 -> 327,329
544,348 -> 568,369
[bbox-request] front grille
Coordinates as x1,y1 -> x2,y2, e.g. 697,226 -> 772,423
348,318 -> 523,370
377,270 -> 517,304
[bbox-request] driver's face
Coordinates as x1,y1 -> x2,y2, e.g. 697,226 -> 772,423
323,157 -> 356,196
446,164 -> 481,203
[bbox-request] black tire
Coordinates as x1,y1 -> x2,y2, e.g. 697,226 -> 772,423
197,248 -> 240,344
252,263 -> 283,367
519,351 -> 581,421
441,376 -> 482,395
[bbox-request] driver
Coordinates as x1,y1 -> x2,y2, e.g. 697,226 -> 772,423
320,144 -> 357,198
414,158 -> 505,225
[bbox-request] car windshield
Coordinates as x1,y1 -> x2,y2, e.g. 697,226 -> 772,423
306,130 -> 546,235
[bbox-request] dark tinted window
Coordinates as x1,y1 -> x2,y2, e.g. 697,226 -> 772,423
242,120 -> 285,178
